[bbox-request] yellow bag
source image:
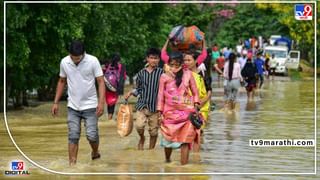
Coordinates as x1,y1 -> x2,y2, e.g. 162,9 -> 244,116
116,102 -> 133,137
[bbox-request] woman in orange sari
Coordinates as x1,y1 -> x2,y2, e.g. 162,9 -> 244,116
157,52 -> 200,165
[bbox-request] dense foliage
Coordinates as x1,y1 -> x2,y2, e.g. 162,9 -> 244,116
3,2 -> 317,109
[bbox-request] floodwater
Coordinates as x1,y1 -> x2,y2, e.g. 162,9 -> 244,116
1,77 -> 318,179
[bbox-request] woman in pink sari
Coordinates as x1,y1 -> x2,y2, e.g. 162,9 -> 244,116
157,52 -> 200,165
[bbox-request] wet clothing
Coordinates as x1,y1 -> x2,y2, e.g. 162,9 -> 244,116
135,108 -> 160,136
67,107 -> 99,144
59,53 -> 102,145
135,67 -> 163,113
192,72 -> 210,122
241,62 -> 257,92
225,79 -> 241,101
103,63 -> 126,115
223,62 -> 243,101
157,70 -> 200,147
246,83 -> 256,92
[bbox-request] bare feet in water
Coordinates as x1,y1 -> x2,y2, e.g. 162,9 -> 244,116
138,136 -> 145,150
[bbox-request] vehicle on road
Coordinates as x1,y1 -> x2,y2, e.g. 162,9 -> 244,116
264,46 -> 300,75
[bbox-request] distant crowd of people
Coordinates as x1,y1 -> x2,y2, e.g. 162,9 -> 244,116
211,39 -> 278,104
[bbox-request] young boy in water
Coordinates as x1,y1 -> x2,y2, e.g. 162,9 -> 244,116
125,48 -> 163,150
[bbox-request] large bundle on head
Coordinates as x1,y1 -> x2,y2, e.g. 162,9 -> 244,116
169,25 -> 204,51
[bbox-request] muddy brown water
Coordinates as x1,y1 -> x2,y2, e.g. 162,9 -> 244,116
1,78 -> 319,179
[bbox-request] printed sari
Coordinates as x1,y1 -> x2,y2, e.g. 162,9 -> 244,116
157,70 -> 200,148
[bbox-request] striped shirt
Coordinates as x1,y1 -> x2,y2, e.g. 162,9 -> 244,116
135,67 -> 163,112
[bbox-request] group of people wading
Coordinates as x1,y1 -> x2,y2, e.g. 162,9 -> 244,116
52,36 -> 262,166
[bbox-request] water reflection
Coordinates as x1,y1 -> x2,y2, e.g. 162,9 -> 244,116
245,101 -> 256,111
202,80 -> 314,173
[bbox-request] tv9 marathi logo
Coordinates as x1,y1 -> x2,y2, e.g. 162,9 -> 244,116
295,4 -> 312,20
4,161 -> 30,176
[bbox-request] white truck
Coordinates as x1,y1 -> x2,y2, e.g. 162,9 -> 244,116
269,35 -> 282,46
264,46 -> 300,75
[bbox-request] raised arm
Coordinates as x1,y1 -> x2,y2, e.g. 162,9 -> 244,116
196,39 -> 207,65
161,38 -> 170,64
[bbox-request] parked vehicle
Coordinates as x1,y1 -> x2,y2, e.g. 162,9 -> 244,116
269,35 -> 282,46
264,46 -> 300,75
274,37 -> 292,51
264,35 -> 300,75
286,50 -> 300,69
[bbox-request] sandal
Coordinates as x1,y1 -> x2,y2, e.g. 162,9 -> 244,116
91,153 -> 101,160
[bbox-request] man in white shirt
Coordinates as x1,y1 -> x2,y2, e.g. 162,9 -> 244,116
51,40 -> 105,166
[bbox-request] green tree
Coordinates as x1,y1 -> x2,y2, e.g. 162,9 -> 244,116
6,3 -> 91,107
256,3 -> 315,66
5,3 -> 216,109
6,4 -> 31,108
214,3 -> 289,48
83,4 -> 164,83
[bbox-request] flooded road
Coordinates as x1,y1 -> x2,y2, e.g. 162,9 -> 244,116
204,77 -> 315,173
1,77 -> 318,179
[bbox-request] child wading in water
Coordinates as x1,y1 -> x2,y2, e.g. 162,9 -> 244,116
157,52 -> 201,165
102,53 -> 126,121
125,48 -> 163,150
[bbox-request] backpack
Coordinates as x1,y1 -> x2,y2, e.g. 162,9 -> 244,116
104,64 -> 121,92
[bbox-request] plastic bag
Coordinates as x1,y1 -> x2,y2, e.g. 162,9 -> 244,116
116,101 -> 133,137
